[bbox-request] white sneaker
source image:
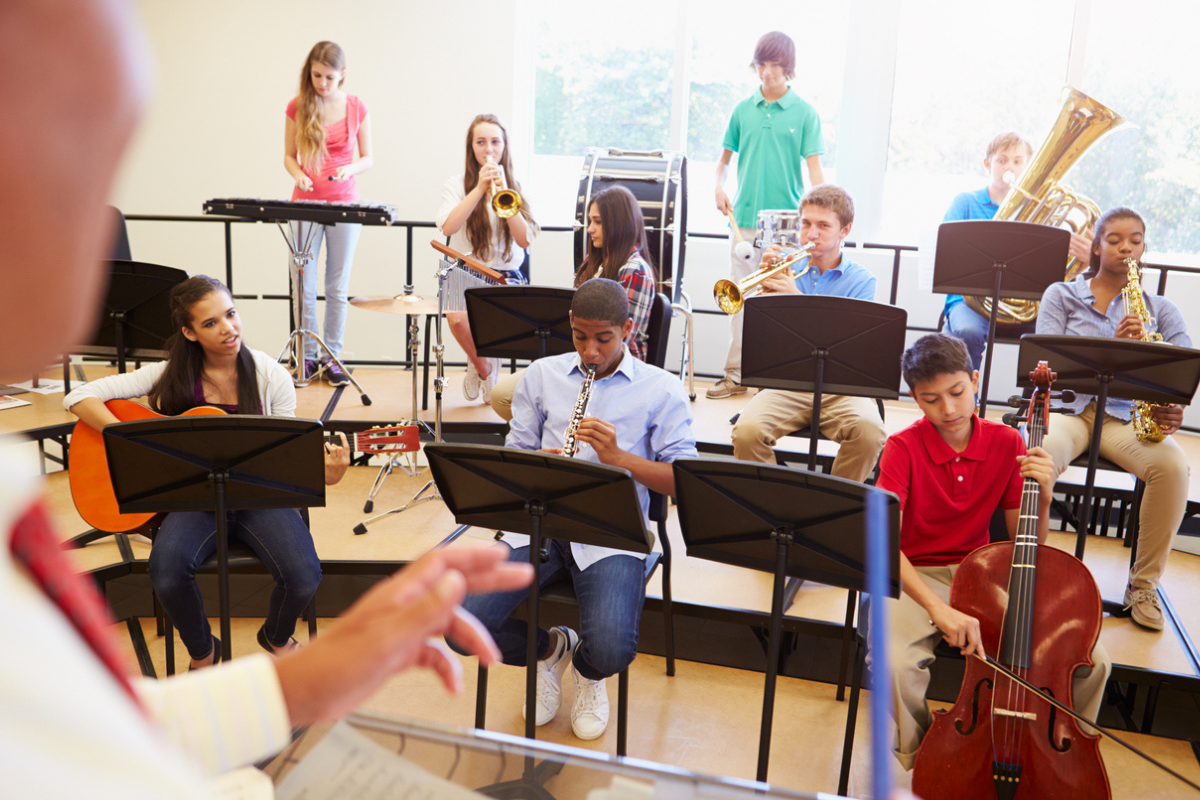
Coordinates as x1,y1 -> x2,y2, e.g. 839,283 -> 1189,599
463,363 -> 481,401
522,626 -> 578,726
570,664 -> 610,740
480,359 -> 501,405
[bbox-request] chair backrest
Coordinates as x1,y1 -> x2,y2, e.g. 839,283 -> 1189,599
108,205 -> 131,261
644,292 -> 672,369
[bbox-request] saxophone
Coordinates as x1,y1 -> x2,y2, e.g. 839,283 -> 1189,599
562,364 -> 597,457
1122,258 -> 1166,442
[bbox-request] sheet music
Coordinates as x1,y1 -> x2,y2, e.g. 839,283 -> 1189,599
276,721 -> 486,800
12,379 -> 67,395
209,766 -> 274,800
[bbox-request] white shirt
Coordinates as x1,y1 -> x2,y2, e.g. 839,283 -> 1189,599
436,173 -> 530,274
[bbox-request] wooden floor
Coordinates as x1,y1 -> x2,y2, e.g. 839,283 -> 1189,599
9,363 -> 1200,798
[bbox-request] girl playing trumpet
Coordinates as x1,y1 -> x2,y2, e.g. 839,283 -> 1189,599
437,114 -> 539,403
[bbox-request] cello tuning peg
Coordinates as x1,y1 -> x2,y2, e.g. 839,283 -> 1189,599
1007,395 -> 1028,408
1057,389 -> 1076,402
1001,412 -> 1026,427
1049,405 -> 1077,415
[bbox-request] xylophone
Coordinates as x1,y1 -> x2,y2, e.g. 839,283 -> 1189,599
203,197 -> 399,226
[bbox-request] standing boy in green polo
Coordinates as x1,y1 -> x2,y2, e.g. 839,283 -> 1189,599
710,30 -> 825,399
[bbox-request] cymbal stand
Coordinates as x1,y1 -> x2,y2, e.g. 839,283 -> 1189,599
354,286 -> 448,532
275,220 -> 372,405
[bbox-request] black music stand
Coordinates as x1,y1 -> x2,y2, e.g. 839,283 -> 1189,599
465,287 -> 576,363
73,260 -> 188,378
425,443 -> 650,800
103,415 -> 326,663
934,220 -> 1069,418
1016,334 -> 1200,562
672,458 -> 899,792
742,295 -> 907,472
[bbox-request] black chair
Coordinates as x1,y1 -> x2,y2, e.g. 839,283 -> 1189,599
158,508 -> 318,675
644,292 -> 672,369
474,491 -> 675,756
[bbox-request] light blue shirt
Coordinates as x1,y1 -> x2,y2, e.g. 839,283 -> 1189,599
1036,275 -> 1192,418
782,251 -> 876,300
942,187 -> 1000,311
506,346 -> 698,569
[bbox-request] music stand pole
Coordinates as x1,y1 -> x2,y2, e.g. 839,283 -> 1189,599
978,266 -> 1005,419
758,528 -> 794,781
807,350 -> 826,473
274,221 -> 373,405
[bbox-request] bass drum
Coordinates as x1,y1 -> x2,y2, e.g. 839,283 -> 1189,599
575,148 -> 687,302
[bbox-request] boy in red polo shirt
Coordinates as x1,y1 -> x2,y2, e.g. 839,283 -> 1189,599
875,333 -> 1110,771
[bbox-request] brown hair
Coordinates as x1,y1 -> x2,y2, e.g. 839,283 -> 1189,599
294,41 -> 346,173
901,334 -> 973,389
462,114 -> 538,263
751,31 -> 796,80
147,275 -> 260,416
801,184 -> 855,228
1086,206 -> 1145,278
985,131 -> 1033,160
575,186 -> 656,286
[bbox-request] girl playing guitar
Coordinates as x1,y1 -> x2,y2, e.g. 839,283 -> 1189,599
65,275 -> 349,670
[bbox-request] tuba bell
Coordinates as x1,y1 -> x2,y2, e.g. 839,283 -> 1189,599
964,87 -> 1134,325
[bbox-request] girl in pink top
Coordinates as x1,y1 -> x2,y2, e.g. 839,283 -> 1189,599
283,41 -> 374,385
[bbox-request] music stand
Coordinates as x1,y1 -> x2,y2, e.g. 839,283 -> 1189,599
934,220 -> 1069,418
425,443 -> 650,800
1016,334 -> 1200,561
742,295 -> 907,473
465,286 -> 576,363
73,260 -> 188,375
672,458 -> 899,792
103,415 -> 326,663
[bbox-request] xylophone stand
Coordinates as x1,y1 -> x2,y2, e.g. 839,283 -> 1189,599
354,292 -> 446,531
274,220 -> 372,405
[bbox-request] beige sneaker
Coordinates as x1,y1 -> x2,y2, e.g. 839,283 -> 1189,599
706,377 -> 747,399
1124,585 -> 1164,631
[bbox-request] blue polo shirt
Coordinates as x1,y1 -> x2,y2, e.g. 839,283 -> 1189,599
942,187 -> 999,310
723,87 -> 825,228
784,251 -> 876,301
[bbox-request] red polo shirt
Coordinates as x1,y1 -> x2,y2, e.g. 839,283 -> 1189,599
876,414 -> 1025,566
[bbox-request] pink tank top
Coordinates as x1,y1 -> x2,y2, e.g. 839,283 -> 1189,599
286,94 -> 368,204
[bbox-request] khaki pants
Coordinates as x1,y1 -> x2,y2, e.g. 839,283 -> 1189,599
1040,401 -> 1188,591
490,369 -> 523,423
721,227 -> 762,383
883,565 -> 1111,770
731,389 -> 886,483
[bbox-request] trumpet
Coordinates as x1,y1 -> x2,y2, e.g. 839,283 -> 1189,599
486,155 -> 521,218
713,243 -> 814,314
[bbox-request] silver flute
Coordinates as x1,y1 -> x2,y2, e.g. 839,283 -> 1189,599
561,364 -> 597,458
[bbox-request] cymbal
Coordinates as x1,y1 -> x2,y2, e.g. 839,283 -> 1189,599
350,293 -> 441,316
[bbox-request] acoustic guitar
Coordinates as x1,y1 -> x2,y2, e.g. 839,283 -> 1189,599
69,399 -> 420,534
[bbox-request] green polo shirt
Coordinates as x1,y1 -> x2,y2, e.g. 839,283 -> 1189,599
723,87 -> 825,228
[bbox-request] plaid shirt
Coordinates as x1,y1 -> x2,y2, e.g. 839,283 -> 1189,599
618,253 -> 656,361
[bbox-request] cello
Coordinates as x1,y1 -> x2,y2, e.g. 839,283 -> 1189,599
912,361 -> 1110,799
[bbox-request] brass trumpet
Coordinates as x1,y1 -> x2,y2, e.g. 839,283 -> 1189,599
486,155 -> 521,218
713,243 -> 815,314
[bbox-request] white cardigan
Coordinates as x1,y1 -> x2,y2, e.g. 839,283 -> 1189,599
63,348 -> 296,417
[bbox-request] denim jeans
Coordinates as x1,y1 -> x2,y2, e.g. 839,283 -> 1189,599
454,541 -> 645,680
944,300 -> 1035,372
147,508 -> 321,659
291,220 -> 362,360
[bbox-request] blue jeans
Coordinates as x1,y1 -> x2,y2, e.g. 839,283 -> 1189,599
292,221 -> 362,360
454,541 -> 645,680
944,300 -> 1035,372
148,508 -> 321,659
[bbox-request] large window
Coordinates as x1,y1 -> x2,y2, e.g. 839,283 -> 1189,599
879,0 -> 1077,243
1074,0 -> 1200,261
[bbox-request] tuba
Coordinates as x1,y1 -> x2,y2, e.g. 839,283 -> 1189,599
964,87 -> 1133,325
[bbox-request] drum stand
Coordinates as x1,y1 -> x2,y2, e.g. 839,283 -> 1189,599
672,290 -> 696,401
354,289 -> 447,532
275,220 -> 372,405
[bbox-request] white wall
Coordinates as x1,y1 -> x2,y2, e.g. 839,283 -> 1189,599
114,0 -> 528,365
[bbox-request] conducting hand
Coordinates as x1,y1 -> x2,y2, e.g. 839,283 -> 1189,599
324,432 -> 350,486
1150,403 -> 1183,436
275,545 -> 533,726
